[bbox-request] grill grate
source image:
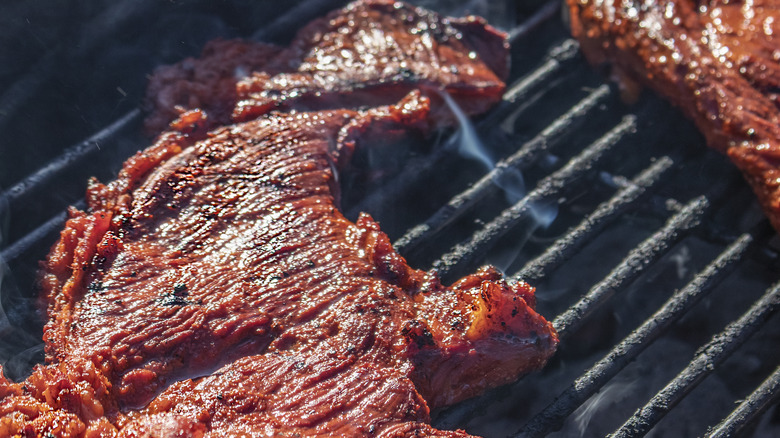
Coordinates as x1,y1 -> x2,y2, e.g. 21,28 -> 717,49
1,0 -> 779,436
517,231 -> 761,437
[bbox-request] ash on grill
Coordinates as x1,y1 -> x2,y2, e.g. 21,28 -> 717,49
1,1 -> 779,437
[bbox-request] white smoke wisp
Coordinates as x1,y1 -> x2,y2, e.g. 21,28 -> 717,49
441,91 -> 495,172
573,376 -> 640,435
440,91 -> 530,206
439,91 -> 559,272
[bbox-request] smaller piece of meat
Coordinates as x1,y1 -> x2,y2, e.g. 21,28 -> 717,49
233,0 -> 509,124
567,0 -> 780,231
143,38 -> 282,136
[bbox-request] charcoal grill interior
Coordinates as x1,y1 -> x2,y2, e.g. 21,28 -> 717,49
1,0 -> 779,436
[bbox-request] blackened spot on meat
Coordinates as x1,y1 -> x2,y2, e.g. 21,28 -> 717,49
158,287 -> 193,306
450,317 -> 464,331
173,283 -> 188,297
397,67 -> 416,81
88,281 -> 103,293
401,320 -> 435,349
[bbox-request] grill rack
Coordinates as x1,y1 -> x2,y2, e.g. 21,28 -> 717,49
1,1 -> 779,436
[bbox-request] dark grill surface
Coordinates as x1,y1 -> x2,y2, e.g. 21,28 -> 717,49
1,1 -> 779,436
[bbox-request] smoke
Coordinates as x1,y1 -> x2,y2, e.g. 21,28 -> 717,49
441,92 -> 494,171
441,91 -> 532,205
573,375 -> 640,434
0,193 -> 44,381
440,91 -> 558,272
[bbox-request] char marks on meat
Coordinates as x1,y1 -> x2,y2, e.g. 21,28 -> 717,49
0,1 -> 558,437
567,0 -> 780,230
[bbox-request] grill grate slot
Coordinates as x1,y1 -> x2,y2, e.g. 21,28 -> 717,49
515,157 -> 674,284
0,110 -> 141,212
0,0 -> 158,133
515,231 -> 763,437
612,282 -> 780,437
550,197 -> 709,337
395,84 -> 614,256
708,365 -> 780,438
0,200 -> 85,263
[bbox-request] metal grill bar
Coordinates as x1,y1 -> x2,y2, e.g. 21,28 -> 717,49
706,365 -> 780,438
515,232 -> 758,438
515,157 -> 674,284
552,196 -> 708,337
395,84 -> 613,254
508,0 -> 561,42
0,200 -> 86,263
430,113 -> 638,279
0,110 -> 141,207
477,39 -> 580,132
611,282 -> 780,438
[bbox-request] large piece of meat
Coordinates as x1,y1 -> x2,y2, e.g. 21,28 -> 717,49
0,1 -> 557,437
566,0 -> 780,230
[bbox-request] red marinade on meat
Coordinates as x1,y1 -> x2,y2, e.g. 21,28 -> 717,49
145,0 -> 509,135
567,0 -> 780,231
0,1 -> 558,437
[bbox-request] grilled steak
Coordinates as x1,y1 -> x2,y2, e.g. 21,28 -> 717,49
0,93 -> 556,437
145,0 -> 508,134
567,0 -> 780,230
0,2 -> 558,436
233,0 -> 509,124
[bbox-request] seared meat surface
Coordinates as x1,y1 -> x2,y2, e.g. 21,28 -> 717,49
0,1 -> 559,436
567,0 -> 780,230
232,0 -> 509,124
145,0 -> 508,132
1,94 -> 556,437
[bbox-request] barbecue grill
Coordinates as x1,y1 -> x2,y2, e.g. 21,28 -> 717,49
1,0 -> 779,436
